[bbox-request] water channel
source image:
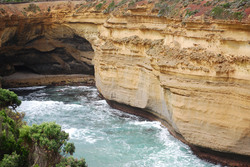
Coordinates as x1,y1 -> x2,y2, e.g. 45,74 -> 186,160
14,86 -> 218,167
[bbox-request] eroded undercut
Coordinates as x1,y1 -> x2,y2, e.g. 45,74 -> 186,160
0,24 -> 95,76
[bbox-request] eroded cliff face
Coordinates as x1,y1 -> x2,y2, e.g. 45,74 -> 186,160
0,0 -> 249,162
0,6 -> 95,75
95,21 -> 250,157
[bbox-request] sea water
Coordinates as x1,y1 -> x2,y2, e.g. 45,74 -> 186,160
14,86 -> 220,167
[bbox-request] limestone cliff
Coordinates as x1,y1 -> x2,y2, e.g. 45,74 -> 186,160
0,0 -> 249,165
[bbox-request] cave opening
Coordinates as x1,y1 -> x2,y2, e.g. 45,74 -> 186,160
0,34 -> 95,77
13,64 -> 39,74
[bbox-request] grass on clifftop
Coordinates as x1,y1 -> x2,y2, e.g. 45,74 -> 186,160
0,0 -> 249,21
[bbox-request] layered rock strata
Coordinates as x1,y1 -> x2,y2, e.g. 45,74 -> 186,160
0,1 -> 249,165
0,12 -> 94,75
95,14 -> 250,159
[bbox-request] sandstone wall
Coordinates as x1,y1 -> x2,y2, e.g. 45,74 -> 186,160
0,1 -> 249,158
95,17 -> 250,156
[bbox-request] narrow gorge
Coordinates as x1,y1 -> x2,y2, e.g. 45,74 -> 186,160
0,0 -> 249,166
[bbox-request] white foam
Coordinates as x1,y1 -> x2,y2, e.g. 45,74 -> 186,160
64,128 -> 104,144
129,121 -> 162,129
10,86 -> 46,91
17,101 -> 83,123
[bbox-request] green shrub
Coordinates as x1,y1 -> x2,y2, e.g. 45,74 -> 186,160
233,11 -> 244,20
0,8 -> 6,14
211,6 -> 224,19
185,9 -> 199,18
204,1 -> 211,7
0,89 -> 21,110
128,0 -> 135,7
0,109 -> 19,147
63,142 -> 75,155
24,4 -> 41,13
0,109 -> 28,167
117,0 -> 128,7
222,3 -> 231,9
157,3 -> 169,17
211,5 -> 244,20
95,3 -> 103,10
29,122 -> 69,152
56,156 -> 87,167
103,0 -> 115,13
19,125 -> 32,144
0,152 -> 19,167
154,1 -> 170,17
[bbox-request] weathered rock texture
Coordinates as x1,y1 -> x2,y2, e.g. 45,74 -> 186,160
95,22 -> 250,157
0,0 -> 249,164
0,5 -> 95,75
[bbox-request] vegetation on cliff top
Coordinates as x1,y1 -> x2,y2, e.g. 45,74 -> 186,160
0,0 -> 249,21
0,88 -> 87,167
74,0 -> 249,21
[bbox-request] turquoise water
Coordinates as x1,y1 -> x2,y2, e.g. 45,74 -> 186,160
14,86 -> 219,167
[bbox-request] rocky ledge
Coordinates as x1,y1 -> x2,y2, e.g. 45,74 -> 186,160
1,72 -> 95,88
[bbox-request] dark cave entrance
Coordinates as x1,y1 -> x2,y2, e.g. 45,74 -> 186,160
13,64 -> 39,74
0,34 -> 95,77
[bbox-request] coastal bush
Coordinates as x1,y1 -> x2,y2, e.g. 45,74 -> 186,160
96,0 -> 107,10
0,152 -> 19,167
185,9 -> 199,18
0,108 -> 29,166
222,2 -> 231,9
24,4 -> 41,13
29,122 -> 69,152
0,89 -> 28,166
0,8 -> 6,14
154,1 -> 169,16
233,11 -> 244,20
211,6 -> 224,19
0,88 -> 87,167
96,3 -> 103,10
64,142 -> 75,155
157,3 -> 169,17
211,5 -> 245,20
0,88 -> 21,109
117,0 -> 128,7
56,156 -> 87,167
103,0 -> 115,13
128,0 -> 135,7
203,1 -> 211,7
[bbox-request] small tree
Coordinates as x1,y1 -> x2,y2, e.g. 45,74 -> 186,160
0,89 -> 21,110
28,122 -> 68,166
0,152 -> 20,167
0,109 -> 29,166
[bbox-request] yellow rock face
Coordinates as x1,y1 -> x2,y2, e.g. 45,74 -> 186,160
94,15 -> 250,156
0,1 -> 250,157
